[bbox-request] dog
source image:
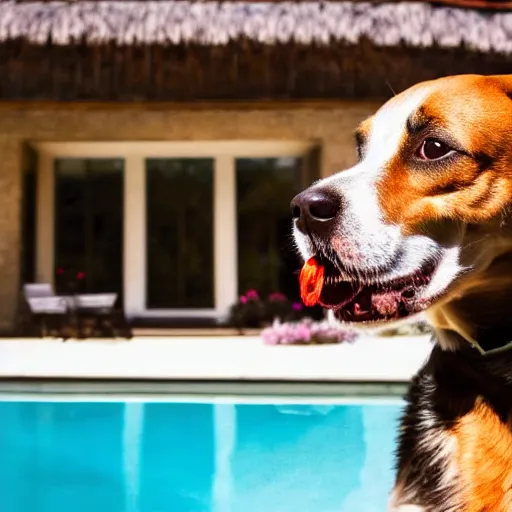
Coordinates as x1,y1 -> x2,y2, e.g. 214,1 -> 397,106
291,74 -> 512,511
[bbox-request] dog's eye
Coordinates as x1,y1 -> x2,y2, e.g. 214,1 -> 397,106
417,139 -> 454,161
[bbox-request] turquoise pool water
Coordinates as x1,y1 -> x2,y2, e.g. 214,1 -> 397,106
0,400 -> 402,512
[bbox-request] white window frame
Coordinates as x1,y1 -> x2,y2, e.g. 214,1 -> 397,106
33,141 -> 313,321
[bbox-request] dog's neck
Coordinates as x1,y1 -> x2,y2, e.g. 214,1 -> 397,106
428,251 -> 512,353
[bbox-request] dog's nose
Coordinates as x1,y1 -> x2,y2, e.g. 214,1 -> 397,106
290,188 -> 340,231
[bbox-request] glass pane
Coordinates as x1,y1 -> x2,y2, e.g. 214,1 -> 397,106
21,146 -> 37,284
146,158 -> 214,309
236,157 -> 303,301
54,159 -> 124,300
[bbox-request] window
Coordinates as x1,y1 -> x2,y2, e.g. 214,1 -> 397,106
54,159 -> 124,299
33,141 -> 318,321
146,158 -> 214,309
236,157 -> 303,301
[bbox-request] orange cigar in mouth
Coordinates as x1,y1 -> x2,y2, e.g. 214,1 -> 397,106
299,256 -> 325,306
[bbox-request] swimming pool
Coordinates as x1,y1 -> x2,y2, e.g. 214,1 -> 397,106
0,396 -> 403,512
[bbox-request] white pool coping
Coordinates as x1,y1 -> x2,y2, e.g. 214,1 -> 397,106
0,334 -> 433,382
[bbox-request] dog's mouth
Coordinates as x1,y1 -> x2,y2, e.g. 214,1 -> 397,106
300,255 -> 439,323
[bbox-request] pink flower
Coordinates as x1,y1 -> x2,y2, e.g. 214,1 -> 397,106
245,289 -> 259,300
239,295 -> 248,304
268,292 -> 287,302
292,302 -> 303,311
76,271 -> 85,280
56,267 -> 64,276
261,328 -> 279,345
261,319 -> 358,346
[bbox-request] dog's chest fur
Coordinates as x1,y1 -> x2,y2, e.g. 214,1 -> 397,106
392,343 -> 512,512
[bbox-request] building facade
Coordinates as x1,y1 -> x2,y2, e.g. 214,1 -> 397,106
1,0 -> 511,332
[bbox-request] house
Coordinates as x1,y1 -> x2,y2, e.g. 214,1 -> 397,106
0,0 -> 510,333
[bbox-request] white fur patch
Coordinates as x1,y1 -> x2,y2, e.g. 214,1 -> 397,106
424,247 -> 464,300
298,82 -> 440,275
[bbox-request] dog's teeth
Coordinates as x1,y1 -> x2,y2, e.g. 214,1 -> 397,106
325,273 -> 355,285
325,274 -> 349,285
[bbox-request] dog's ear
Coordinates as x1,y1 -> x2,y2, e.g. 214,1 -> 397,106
490,75 -> 512,101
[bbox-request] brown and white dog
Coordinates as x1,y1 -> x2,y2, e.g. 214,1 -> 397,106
291,74 -> 512,511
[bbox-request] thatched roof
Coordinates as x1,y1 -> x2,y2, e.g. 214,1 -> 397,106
2,0 -> 512,53
2,1 -> 512,101
1,38 -> 511,101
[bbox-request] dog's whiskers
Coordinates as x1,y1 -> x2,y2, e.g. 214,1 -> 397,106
461,234 -> 493,252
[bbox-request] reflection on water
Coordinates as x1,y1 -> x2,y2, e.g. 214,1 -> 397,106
0,401 -> 402,512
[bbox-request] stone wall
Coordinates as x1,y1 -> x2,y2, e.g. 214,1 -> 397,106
0,101 -> 379,173
0,100 -> 380,331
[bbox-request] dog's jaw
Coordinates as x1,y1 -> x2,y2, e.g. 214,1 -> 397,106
293,226 -> 466,327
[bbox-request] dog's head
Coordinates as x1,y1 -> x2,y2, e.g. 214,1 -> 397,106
291,74 -> 512,328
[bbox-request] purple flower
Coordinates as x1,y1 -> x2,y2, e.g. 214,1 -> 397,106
260,318 -> 358,345
292,302 -> 303,311
293,323 -> 312,343
239,295 -> 248,304
261,328 -> 280,345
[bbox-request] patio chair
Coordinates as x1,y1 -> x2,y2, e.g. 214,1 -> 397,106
23,283 -> 69,338
73,293 -> 132,339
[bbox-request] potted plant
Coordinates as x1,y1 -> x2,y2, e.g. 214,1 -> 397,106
228,289 -> 267,329
227,289 -> 327,331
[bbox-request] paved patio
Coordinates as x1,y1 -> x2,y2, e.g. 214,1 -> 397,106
0,334 -> 433,382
